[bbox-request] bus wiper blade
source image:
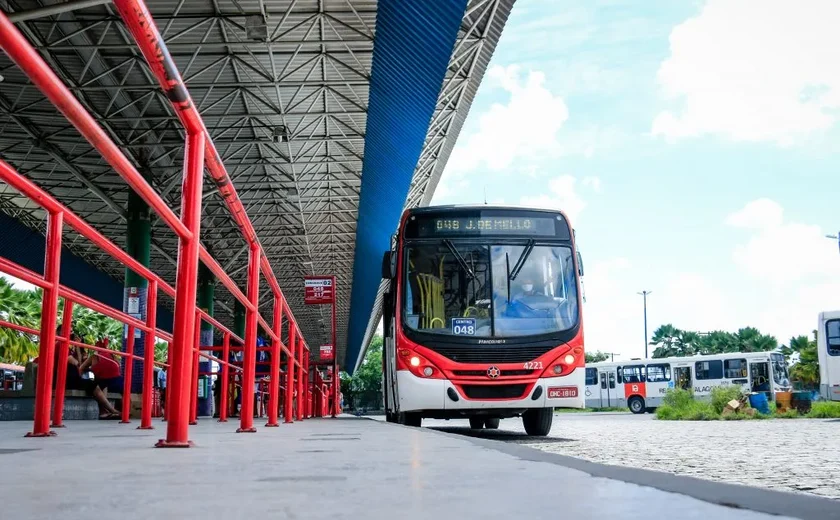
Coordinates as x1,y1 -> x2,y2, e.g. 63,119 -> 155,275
443,240 -> 475,279
509,240 -> 536,282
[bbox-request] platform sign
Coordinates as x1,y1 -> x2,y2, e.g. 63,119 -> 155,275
320,344 -> 334,362
304,276 -> 335,305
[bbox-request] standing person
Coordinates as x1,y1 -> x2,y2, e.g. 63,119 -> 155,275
157,366 -> 167,415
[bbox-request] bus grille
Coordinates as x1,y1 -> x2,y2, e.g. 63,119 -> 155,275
430,345 -> 554,364
461,384 -> 528,400
452,369 -> 535,377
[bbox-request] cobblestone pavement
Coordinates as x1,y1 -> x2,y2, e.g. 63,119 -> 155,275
424,413 -> 840,500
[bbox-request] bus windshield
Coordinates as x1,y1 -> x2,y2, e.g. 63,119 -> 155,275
403,242 -> 578,338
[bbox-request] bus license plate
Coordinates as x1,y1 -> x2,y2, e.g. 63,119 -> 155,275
548,386 -> 578,399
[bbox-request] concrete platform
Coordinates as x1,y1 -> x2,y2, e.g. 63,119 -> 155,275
0,417 -> 836,520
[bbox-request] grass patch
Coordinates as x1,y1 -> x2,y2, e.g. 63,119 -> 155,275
655,389 -> 719,420
806,401 -> 840,418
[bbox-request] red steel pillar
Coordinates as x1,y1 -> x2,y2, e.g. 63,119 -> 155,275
266,297 -> 283,427
120,327 -> 136,423
218,332 -> 230,422
331,276 -> 338,417
189,310 -> 200,425
51,299 -> 74,428
238,243 -> 260,433
157,131 -> 204,448
296,336 -> 304,421
28,211 -> 63,438
285,322 -> 296,423
139,279 -> 157,429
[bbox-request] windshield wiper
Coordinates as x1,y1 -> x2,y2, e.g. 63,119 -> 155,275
509,239 -> 536,282
444,239 -> 475,279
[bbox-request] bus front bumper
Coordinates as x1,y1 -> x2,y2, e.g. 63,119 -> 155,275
396,368 -> 585,413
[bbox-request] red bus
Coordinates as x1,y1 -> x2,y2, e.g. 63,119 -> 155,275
380,205 -> 585,436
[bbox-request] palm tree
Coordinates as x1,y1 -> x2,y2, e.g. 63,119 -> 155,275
676,330 -> 700,356
650,324 -> 681,358
783,332 -> 819,388
0,278 -> 41,363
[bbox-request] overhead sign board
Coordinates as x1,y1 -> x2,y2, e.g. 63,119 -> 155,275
304,276 -> 335,305
319,344 -> 334,362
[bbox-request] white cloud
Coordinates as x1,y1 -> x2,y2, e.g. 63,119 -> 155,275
444,65 -> 569,177
726,199 -> 837,284
652,0 -> 840,145
581,176 -> 602,193
581,257 -> 643,360
520,175 -> 587,224
724,198 -> 784,230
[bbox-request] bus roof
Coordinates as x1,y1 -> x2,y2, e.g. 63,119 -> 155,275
587,350 -> 782,368
407,204 -> 568,216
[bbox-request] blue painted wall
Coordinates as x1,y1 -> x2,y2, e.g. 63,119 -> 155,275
0,212 -> 174,333
345,0 -> 468,373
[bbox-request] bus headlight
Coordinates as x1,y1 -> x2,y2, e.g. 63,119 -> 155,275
410,356 -> 421,367
553,365 -> 562,374
564,354 -> 575,365
423,367 -> 434,377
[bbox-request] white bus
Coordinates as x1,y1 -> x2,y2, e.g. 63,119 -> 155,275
818,311 -> 840,401
585,351 -> 791,414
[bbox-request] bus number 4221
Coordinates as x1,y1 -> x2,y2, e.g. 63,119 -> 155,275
523,361 -> 543,370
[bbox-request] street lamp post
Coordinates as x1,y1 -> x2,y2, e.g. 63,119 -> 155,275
637,290 -> 652,358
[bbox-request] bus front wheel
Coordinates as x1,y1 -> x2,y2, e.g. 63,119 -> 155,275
484,417 -> 500,429
469,417 -> 484,429
522,408 -> 553,436
628,396 -> 646,415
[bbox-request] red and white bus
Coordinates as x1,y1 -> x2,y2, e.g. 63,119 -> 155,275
585,351 -> 791,413
379,205 -> 585,436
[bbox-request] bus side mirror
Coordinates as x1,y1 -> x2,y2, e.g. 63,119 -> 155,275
381,251 -> 396,279
577,251 -> 584,277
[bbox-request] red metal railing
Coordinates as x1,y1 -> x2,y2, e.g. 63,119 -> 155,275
0,0 -> 317,446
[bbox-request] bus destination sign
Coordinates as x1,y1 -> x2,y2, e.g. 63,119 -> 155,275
416,216 -> 558,237
304,276 -> 335,305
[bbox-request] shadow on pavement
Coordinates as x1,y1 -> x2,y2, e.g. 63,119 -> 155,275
429,426 -> 575,444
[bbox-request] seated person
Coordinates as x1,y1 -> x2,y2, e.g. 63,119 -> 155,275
39,329 -> 121,420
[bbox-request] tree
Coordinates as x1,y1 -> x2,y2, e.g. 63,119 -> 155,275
352,334 -> 383,394
0,277 -> 41,363
585,350 -> 610,363
782,332 -> 819,388
650,324 -> 681,358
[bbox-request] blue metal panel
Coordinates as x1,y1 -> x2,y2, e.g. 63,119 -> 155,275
0,212 -> 174,332
345,0 -> 468,373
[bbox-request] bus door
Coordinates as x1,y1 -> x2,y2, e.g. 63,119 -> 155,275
584,368 -> 600,409
674,366 -> 692,391
599,371 -> 617,407
749,361 -> 771,393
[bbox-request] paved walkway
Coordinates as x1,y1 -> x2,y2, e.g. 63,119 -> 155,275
0,417 -> 837,520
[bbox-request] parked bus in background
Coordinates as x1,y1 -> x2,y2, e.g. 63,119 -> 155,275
0,363 -> 24,391
585,351 -> 791,414
818,310 -> 840,401
380,205 -> 586,436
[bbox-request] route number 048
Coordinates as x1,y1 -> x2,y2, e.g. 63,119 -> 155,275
453,324 -> 475,335
523,361 -> 543,370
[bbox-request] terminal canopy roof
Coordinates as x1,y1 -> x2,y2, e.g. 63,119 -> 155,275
0,0 -> 514,371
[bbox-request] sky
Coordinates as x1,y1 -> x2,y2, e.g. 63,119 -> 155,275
432,0 -> 840,360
